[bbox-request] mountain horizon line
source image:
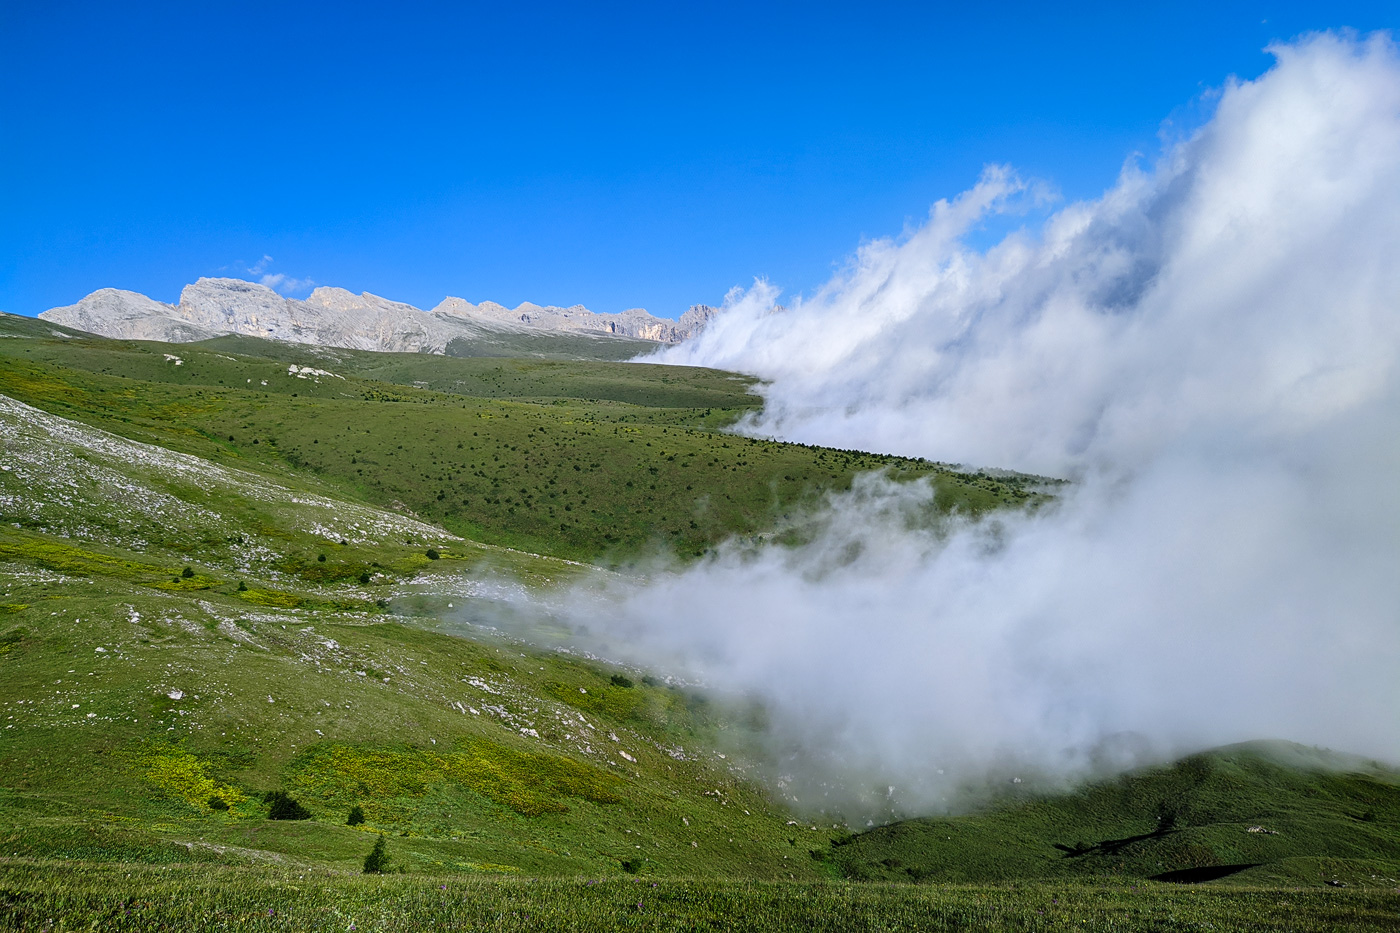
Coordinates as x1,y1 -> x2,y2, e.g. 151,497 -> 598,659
38,276 -> 720,355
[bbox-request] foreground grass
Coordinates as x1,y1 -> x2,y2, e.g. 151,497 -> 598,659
1,861 -> 1397,932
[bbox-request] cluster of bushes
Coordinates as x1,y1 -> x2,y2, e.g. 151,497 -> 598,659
263,791 -> 376,827
262,792 -> 384,870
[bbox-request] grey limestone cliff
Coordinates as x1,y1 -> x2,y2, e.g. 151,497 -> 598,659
40,278 -> 718,355
431,297 -> 717,343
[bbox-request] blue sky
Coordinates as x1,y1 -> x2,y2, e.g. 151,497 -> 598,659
2,1 -> 1394,319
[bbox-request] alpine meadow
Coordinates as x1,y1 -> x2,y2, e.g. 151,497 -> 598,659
2,14 -> 1400,933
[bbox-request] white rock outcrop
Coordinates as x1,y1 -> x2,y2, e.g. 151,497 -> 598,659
40,278 -> 718,354
42,288 -> 222,343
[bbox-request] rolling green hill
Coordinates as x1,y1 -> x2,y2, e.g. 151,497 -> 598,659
832,743 -> 1400,887
0,314 -> 1045,562
0,388 -> 828,880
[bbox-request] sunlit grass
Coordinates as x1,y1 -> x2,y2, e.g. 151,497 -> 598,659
2,862 -> 1397,932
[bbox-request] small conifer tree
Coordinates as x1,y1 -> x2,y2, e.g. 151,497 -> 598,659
347,804 -> 365,825
363,834 -> 390,873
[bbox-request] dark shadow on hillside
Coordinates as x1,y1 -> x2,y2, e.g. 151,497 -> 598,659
1150,864 -> 1259,883
1053,826 -> 1177,858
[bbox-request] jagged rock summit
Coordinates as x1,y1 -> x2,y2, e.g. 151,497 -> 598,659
40,278 -> 717,355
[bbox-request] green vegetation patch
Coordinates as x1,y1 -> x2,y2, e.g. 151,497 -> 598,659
235,588 -> 305,609
129,745 -> 249,814
0,625 -> 28,657
288,740 -> 622,818
0,528 -> 210,588
543,680 -> 647,723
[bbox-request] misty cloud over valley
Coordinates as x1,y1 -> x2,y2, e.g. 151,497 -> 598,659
511,32 -> 1400,816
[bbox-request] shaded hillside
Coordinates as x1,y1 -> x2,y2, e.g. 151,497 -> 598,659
831,743 -> 1400,887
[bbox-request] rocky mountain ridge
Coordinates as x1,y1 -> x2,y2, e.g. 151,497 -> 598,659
40,278 -> 718,354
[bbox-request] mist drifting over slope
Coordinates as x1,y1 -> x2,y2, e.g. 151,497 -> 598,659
562,33 -> 1400,816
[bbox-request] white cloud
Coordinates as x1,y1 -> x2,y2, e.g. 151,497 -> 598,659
546,31 -> 1400,816
241,256 -> 315,294
258,272 -> 316,294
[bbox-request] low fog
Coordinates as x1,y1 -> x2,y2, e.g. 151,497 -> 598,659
506,33 -> 1400,817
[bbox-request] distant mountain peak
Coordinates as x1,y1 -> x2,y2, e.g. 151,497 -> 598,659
39,278 -> 718,355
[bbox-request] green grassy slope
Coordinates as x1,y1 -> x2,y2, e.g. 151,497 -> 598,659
0,560 -> 824,879
443,328 -> 663,361
0,397 -> 830,879
832,744 -> 1400,886
0,321 -> 891,881
0,315 -> 1047,562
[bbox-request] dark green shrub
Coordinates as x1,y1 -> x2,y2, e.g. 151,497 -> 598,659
236,581 -> 247,592
363,835 -> 390,873
181,566 -> 194,579
317,554 -> 326,562
620,857 -> 641,874
610,674 -> 634,689
208,796 -> 230,811
359,571 -> 371,584
264,790 -> 311,820
347,804 -> 365,825
426,548 -> 440,560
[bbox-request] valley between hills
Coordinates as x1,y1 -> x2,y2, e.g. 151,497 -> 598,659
0,310 -> 1396,931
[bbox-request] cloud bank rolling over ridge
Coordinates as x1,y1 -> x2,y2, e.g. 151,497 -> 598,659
536,33 -> 1400,816
662,32 -> 1400,478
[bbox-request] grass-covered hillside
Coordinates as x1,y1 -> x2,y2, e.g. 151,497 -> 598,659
0,387 -> 833,880
0,313 -> 1042,562
1,313 -> 1397,930
833,743 -> 1400,887
0,316 -> 1013,882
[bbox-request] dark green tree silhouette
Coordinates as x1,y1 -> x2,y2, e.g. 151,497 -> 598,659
265,790 -> 311,820
363,835 -> 390,873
